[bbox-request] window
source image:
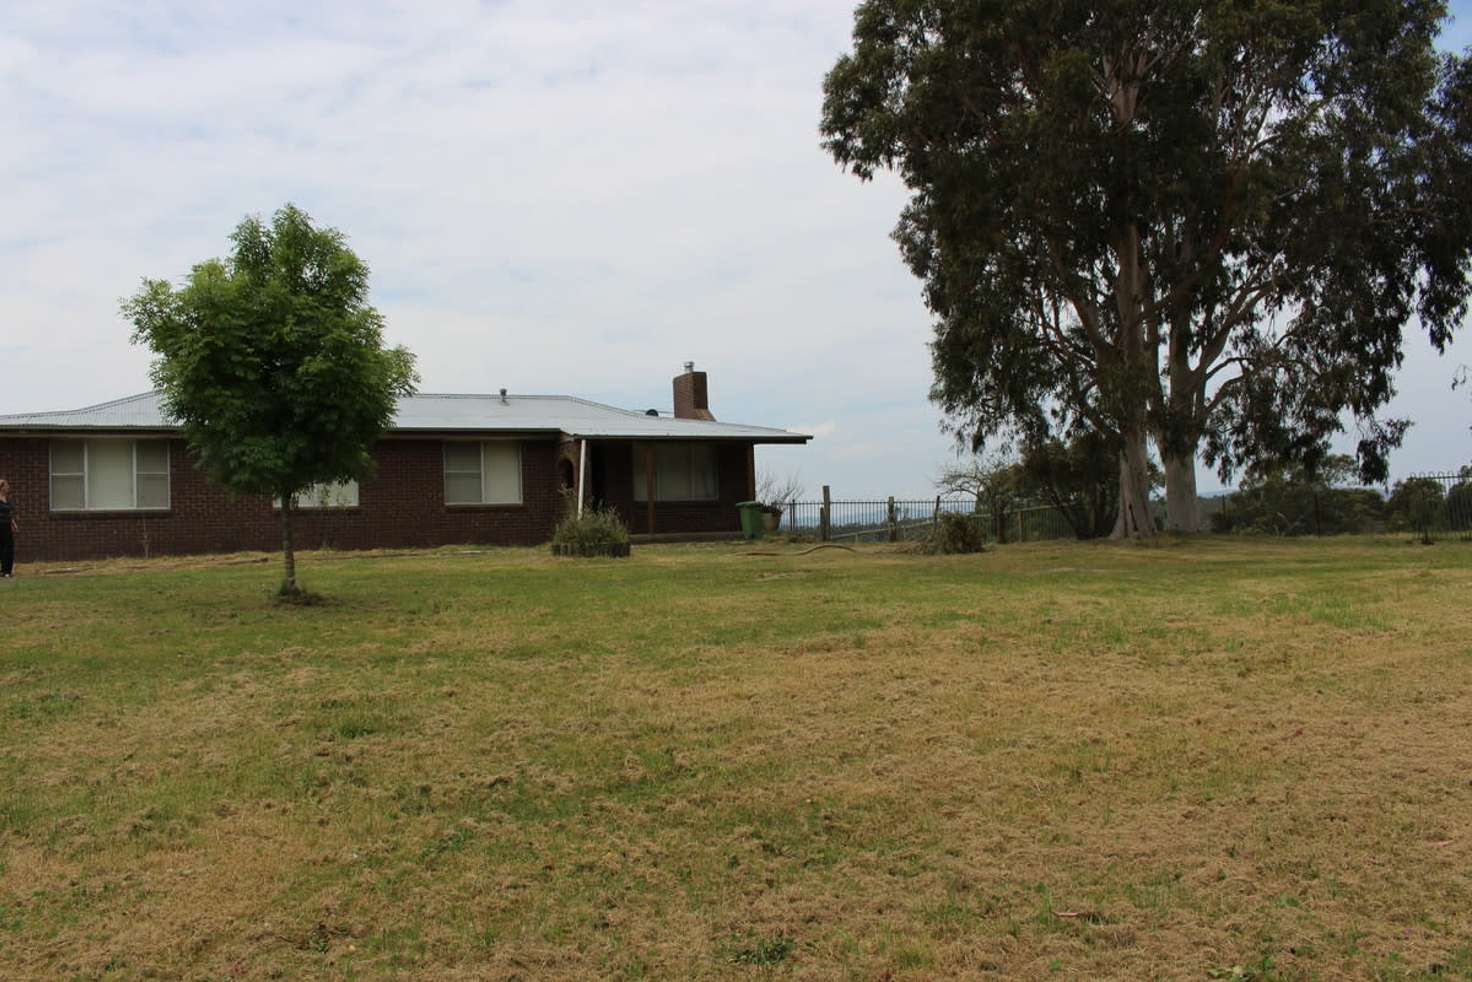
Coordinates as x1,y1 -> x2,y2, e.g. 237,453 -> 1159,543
276,480 -> 359,510
444,441 -> 522,505
633,443 -> 719,502
49,439 -> 171,511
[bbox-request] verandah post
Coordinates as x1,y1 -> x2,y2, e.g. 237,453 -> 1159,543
577,438 -> 587,518
644,444 -> 656,535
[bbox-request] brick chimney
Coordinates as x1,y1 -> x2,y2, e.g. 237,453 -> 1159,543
673,361 -> 714,420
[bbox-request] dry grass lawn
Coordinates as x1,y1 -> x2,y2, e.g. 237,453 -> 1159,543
1,536 -> 1471,980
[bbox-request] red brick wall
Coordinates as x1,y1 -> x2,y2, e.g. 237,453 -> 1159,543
0,437 -> 568,562
597,440 -> 749,534
672,371 -> 713,420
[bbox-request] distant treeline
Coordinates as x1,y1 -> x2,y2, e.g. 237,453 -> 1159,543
938,444 -> 1472,541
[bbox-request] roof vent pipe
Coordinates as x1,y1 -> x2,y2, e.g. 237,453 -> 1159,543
499,388 -> 508,405
683,361 -> 695,374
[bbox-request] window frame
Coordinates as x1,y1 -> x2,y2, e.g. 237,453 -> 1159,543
443,440 -> 523,507
49,438 -> 172,513
133,440 -> 171,510
632,442 -> 720,503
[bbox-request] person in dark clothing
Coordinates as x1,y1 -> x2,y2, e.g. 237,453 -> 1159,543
0,479 -> 15,577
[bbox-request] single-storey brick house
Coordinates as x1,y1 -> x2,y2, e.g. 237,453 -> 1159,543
0,364 -> 810,561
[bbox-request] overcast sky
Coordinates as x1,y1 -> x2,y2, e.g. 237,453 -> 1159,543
3,1 -> 1470,497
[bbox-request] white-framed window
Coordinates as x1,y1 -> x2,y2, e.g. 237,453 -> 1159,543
444,441 -> 522,505
49,439 -> 171,512
633,442 -> 719,502
275,480 -> 360,510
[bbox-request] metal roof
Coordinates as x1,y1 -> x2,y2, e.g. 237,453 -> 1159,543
0,391 -> 811,443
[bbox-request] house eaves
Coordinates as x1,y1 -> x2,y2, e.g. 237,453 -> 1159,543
0,391 -> 813,445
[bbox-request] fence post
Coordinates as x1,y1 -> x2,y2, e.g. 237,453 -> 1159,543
820,485 -> 831,542
933,495 -> 941,534
1017,509 -> 1024,543
887,496 -> 897,542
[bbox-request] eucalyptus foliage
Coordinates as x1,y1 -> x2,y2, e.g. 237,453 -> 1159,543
124,205 -> 417,594
822,0 -> 1472,535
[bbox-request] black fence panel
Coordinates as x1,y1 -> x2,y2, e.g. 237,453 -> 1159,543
1396,473 -> 1472,541
774,496 -> 1078,544
777,472 -> 1472,544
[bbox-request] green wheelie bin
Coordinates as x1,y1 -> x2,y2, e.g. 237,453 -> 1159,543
736,501 -> 765,540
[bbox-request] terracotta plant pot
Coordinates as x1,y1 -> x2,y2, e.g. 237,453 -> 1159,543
760,510 -> 782,533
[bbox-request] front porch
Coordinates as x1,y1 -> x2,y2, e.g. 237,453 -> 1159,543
565,438 -> 755,537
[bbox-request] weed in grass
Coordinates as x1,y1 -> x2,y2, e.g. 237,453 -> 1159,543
894,943 -> 933,969
730,932 -> 793,966
419,825 -> 476,866
1208,955 -> 1287,980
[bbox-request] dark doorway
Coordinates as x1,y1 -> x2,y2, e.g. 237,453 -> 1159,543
588,444 -> 608,509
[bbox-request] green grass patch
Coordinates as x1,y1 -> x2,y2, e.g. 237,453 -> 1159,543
0,538 -> 1470,978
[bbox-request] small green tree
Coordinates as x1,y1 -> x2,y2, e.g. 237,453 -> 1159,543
937,450 -> 1022,543
123,204 -> 418,596
1020,431 -> 1125,541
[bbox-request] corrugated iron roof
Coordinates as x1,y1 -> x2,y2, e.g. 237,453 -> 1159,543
0,391 -> 811,443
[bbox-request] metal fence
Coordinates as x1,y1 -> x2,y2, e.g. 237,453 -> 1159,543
778,493 -> 1079,544
1399,472 -> 1472,541
776,470 -> 1472,545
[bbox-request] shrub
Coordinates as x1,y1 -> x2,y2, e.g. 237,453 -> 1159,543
551,506 -> 631,557
925,512 -> 986,555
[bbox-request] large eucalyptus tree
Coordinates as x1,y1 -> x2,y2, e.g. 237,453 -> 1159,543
822,0 -> 1472,534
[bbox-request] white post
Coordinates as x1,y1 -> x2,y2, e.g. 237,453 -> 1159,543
577,438 -> 588,518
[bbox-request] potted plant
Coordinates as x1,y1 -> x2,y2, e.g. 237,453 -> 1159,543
755,471 -> 803,536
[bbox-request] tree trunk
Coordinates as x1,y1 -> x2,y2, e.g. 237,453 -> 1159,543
1113,428 -> 1156,539
280,493 -> 298,595
1162,452 -> 1202,532
1157,297 -> 1208,532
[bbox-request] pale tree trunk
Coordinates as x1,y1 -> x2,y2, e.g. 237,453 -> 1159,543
1109,220 -> 1156,540
1159,331 -> 1206,532
1162,452 -> 1202,532
280,493 -> 298,595
1113,427 -> 1156,538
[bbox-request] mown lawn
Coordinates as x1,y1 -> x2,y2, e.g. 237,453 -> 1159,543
1,537 -> 1471,980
